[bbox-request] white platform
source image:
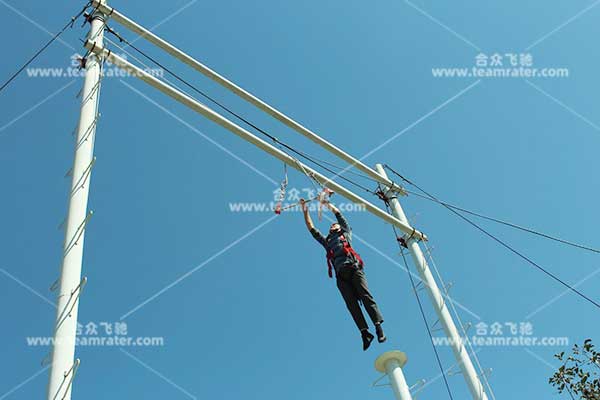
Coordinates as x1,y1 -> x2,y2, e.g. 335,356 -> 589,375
375,351 -> 408,372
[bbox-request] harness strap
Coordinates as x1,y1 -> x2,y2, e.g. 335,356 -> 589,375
325,234 -> 364,278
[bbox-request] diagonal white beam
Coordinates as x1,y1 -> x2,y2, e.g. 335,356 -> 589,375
119,79 -> 279,186
90,0 -> 408,196
85,41 -> 428,241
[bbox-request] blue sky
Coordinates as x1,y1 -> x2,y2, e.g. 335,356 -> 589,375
1,0 -> 600,399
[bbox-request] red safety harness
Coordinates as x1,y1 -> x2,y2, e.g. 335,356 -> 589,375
326,234 -> 364,278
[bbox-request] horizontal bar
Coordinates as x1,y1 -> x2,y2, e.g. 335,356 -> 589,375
91,0 -> 407,196
85,40 -> 426,240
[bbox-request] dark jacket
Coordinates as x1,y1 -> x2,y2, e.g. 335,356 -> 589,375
310,211 -> 358,274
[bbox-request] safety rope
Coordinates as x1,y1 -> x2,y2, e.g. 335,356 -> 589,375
102,25 -> 378,195
423,241 -> 497,400
257,146 -> 600,255
381,196 -> 455,400
383,164 -> 600,311
0,1 -> 92,94
398,248 -> 455,400
103,31 -> 346,218
404,188 -> 600,254
103,22 -> 600,266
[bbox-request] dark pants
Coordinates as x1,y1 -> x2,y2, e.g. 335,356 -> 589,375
336,265 -> 384,331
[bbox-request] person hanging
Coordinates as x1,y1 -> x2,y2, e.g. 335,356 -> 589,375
300,197 -> 386,351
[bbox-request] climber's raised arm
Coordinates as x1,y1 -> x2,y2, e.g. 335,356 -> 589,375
326,202 -> 350,232
301,198 -> 326,247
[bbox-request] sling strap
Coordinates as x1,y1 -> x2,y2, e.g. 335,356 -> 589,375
326,234 -> 364,278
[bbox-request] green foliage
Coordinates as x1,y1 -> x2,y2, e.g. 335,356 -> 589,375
550,339 -> 600,399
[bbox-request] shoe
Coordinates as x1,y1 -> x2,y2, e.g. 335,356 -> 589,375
361,330 -> 374,351
375,323 -> 387,343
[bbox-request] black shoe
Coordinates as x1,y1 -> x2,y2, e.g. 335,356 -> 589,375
361,330 -> 374,351
375,323 -> 387,343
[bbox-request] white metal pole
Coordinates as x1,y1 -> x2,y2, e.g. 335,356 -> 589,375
47,5 -> 106,400
374,164 -> 488,400
89,0 -> 407,196
83,41 -> 427,241
375,351 -> 413,400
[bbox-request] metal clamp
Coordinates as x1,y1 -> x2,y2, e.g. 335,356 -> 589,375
70,157 -> 97,198
75,114 -> 100,151
430,318 -> 445,333
448,365 -> 464,377
371,373 -> 391,388
54,277 -> 88,332
409,379 -> 426,399
51,358 -> 80,400
62,211 -> 94,260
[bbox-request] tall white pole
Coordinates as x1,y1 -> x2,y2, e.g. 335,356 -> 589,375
374,164 -> 488,400
88,0 -> 407,196
47,5 -> 106,400
375,351 -> 413,400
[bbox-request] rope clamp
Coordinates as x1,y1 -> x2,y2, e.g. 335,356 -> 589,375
78,56 -> 87,70
397,227 -> 419,248
396,236 -> 408,248
82,12 -> 93,27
